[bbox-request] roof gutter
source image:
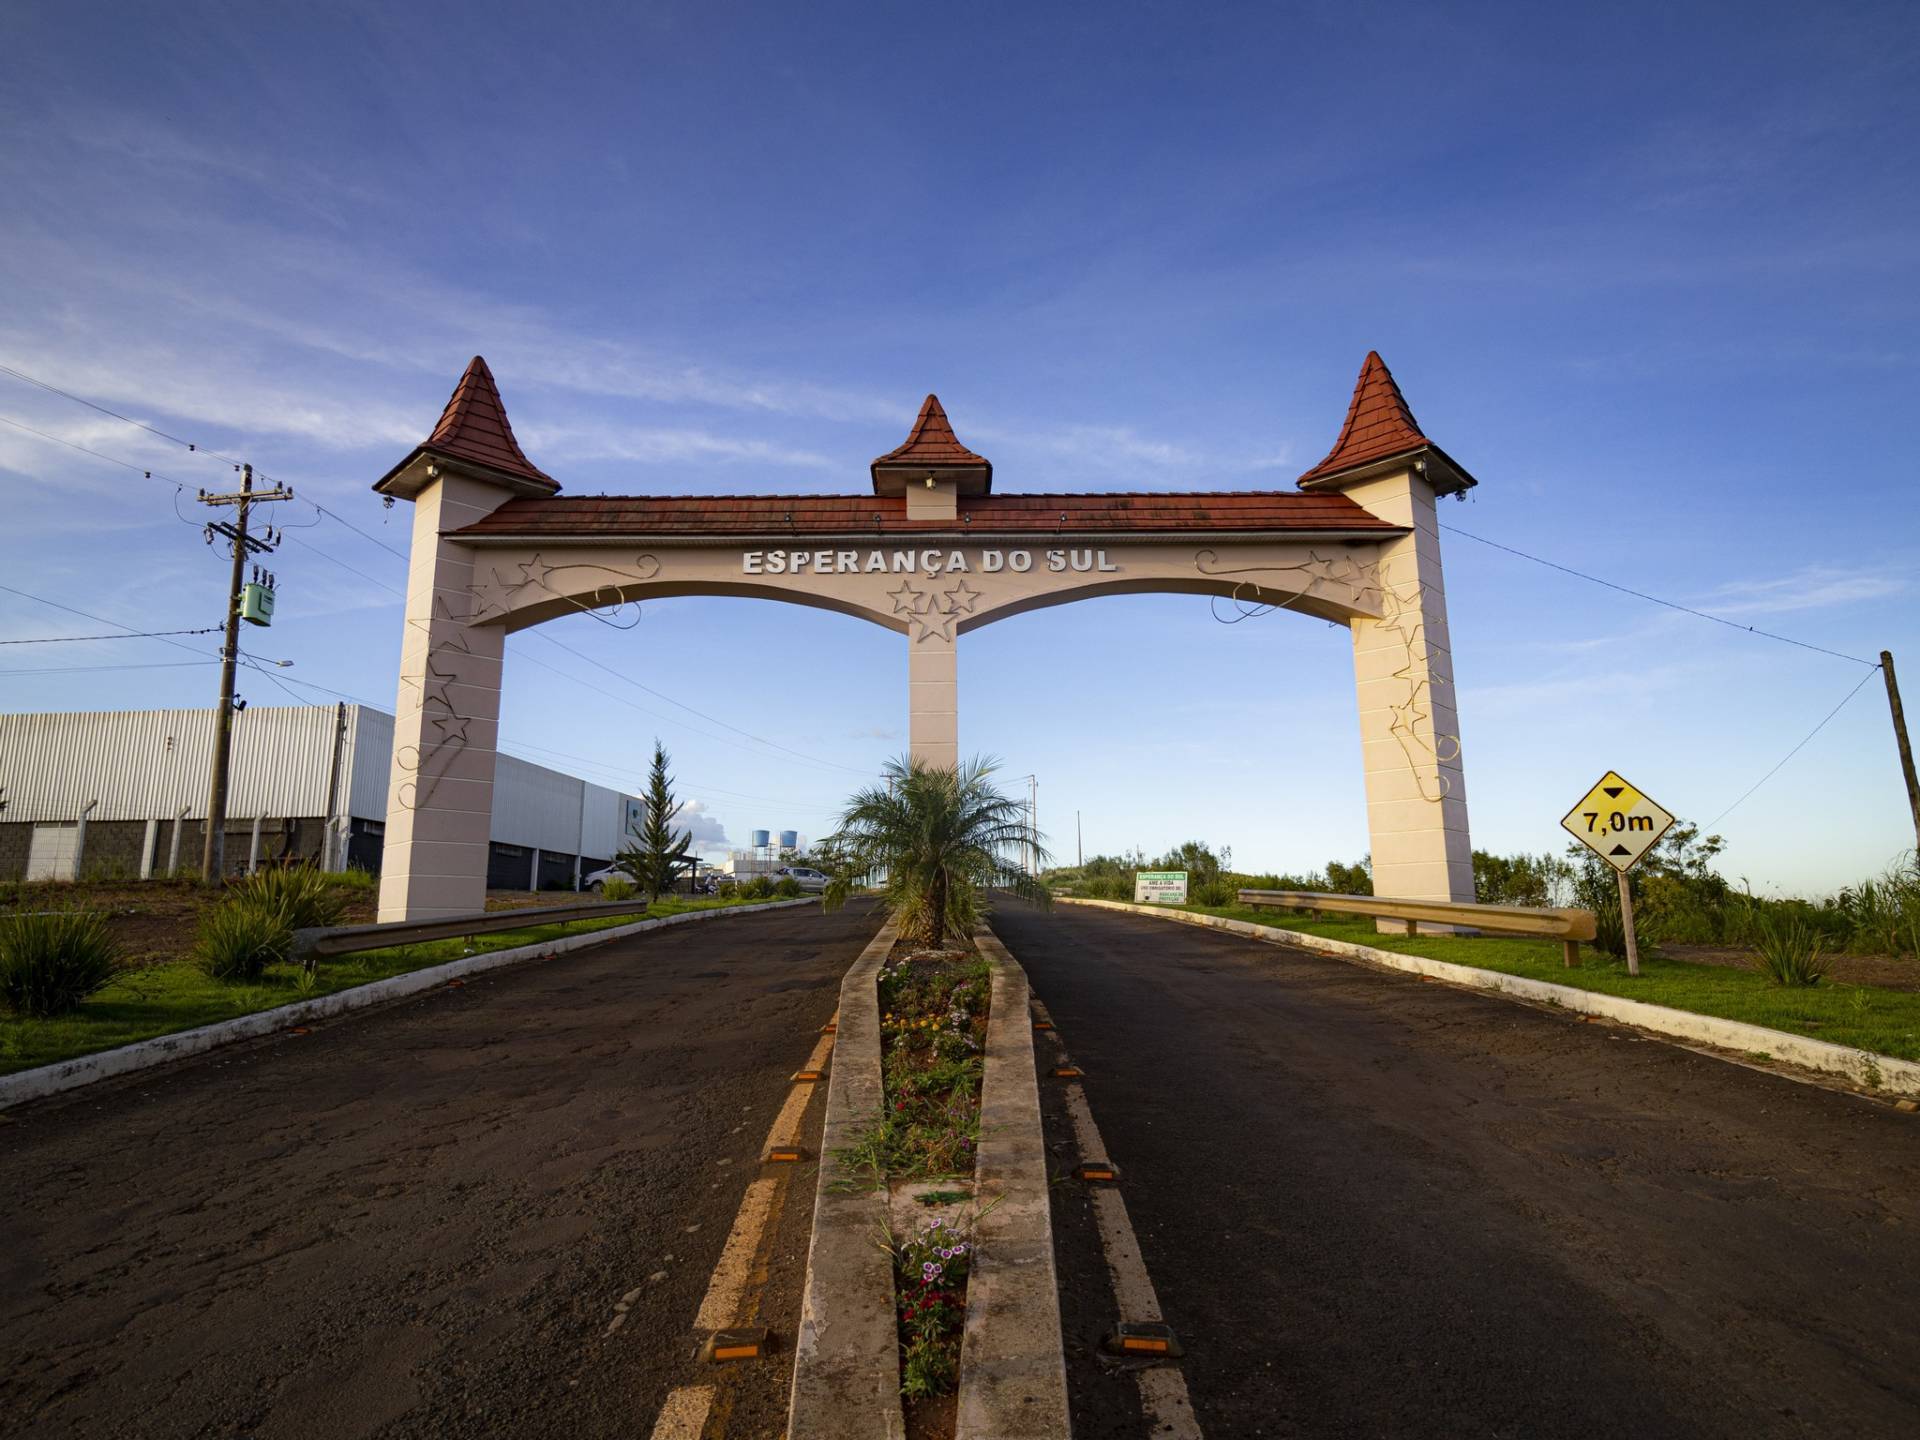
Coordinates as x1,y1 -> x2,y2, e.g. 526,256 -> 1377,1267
442,528 -> 1408,547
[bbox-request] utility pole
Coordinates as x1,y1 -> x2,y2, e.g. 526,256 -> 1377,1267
1884,651 -> 1920,855
1077,809 -> 1082,869
1029,774 -> 1038,878
197,464 -> 292,882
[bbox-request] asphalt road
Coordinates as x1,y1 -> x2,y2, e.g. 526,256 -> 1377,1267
1,900 -> 883,1440
991,901 -> 1920,1440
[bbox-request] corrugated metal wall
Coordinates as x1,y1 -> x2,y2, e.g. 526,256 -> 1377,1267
0,707 -> 342,822
0,706 -> 637,856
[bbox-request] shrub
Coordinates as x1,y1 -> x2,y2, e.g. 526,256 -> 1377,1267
0,909 -> 121,1017
1751,908 -> 1830,987
774,877 -> 803,898
1592,895 -> 1628,959
740,876 -> 774,899
232,865 -> 346,932
195,897 -> 295,981
598,876 -> 637,902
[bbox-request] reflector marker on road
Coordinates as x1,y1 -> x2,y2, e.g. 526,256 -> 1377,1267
763,1146 -> 808,1164
1053,1065 -> 1083,1078
701,1326 -> 771,1363
1077,1162 -> 1120,1183
1033,1020 -> 1055,1031
791,1069 -> 827,1083
1104,1321 -> 1185,1358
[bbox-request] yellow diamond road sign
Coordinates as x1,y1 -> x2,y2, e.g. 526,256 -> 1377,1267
1561,771 -> 1675,873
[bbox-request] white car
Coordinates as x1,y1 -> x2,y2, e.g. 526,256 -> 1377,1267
776,865 -> 830,893
581,863 -> 634,893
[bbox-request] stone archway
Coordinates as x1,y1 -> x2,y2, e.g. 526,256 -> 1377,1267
372,354 -> 1474,921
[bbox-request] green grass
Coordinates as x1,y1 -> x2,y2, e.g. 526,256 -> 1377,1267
1158,901 -> 1920,1064
0,892 -> 801,1078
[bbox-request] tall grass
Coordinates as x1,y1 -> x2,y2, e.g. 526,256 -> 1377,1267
1746,906 -> 1831,987
0,910 -> 122,1017
194,897 -> 295,981
231,865 -> 348,931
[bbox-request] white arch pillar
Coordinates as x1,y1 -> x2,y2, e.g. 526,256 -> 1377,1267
909,631 -> 958,769
1343,467 -> 1473,907
376,470 -> 509,922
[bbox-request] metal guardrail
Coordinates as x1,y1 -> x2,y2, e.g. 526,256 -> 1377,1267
292,897 -> 652,961
1237,889 -> 1599,967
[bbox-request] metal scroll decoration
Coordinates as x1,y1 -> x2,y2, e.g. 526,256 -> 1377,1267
468,552 -> 663,628
1374,575 -> 1462,803
395,595 -> 476,811
396,553 -> 661,811
1192,548 -> 1385,622
1193,547 -> 1460,804
889,577 -> 980,642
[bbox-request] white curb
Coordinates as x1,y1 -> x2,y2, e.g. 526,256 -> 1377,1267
959,924 -> 1071,1440
1059,897 -> 1920,1101
789,920 -> 904,1440
0,898 -> 818,1111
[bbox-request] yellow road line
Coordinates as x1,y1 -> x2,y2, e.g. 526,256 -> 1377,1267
646,1384 -> 714,1440
694,1176 -> 781,1331
691,1029 -> 837,1333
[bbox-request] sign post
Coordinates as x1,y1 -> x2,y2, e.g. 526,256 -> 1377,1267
1134,871 -> 1189,905
1559,771 -> 1675,977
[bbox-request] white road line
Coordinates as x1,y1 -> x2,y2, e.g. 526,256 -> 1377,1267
1052,1037 -> 1203,1439
647,1384 -> 715,1440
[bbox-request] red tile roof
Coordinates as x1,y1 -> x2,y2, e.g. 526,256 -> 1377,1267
420,356 -> 556,491
871,394 -> 992,485
1295,351 -> 1434,487
450,490 -> 1400,539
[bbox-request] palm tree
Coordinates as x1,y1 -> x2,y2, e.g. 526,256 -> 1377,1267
822,756 -> 1050,945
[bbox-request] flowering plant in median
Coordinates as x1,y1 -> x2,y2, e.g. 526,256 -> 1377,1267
890,1213 -> 976,1399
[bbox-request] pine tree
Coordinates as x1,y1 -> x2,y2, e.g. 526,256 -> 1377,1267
618,740 -> 692,900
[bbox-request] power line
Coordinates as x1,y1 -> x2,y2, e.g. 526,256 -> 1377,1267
0,660 -> 221,676
1440,522 -> 1879,667
1704,665 -> 1884,829
529,628 -> 875,776
4,374 -> 875,778
0,626 -> 221,645
0,582 -> 219,660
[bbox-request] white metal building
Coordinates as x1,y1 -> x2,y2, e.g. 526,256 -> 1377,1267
0,705 -> 640,888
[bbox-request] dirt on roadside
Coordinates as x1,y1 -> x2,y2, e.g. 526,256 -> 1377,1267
0,879 -> 584,969
1662,941 -> 1920,991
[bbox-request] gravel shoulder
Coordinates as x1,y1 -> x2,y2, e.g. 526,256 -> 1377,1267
0,899 -> 883,1439
991,900 -> 1920,1440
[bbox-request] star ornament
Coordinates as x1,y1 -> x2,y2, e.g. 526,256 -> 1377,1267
889,580 -> 926,615
913,608 -> 956,643
943,578 -> 981,614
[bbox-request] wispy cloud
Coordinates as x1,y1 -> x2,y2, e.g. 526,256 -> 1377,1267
522,421 -> 834,470
1696,565 -> 1908,618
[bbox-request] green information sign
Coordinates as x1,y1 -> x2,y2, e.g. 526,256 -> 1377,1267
1134,870 -> 1188,904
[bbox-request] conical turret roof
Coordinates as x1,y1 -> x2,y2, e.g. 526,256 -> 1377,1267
418,356 -> 555,489
871,394 -> 992,493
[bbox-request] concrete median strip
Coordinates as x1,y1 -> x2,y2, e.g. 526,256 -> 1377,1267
1059,898 -> 1920,1102
0,897 -> 818,1112
788,919 -> 1072,1440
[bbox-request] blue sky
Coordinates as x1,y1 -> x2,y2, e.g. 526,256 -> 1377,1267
2,1 -> 1915,891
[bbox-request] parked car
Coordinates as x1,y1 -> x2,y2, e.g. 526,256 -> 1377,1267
583,863 -> 720,895
581,863 -> 632,893
776,865 -> 830,893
